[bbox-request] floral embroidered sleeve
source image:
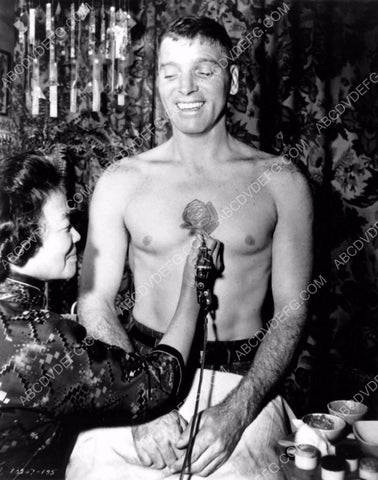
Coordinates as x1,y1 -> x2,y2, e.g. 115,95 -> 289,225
0,308 -> 184,425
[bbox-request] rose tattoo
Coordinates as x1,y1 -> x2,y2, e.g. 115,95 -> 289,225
180,199 -> 219,235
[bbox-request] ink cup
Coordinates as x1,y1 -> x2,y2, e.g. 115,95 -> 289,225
320,455 -> 347,480
294,444 -> 319,470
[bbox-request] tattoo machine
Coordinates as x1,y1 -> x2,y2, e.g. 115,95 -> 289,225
180,237 -> 214,479
195,237 -> 214,310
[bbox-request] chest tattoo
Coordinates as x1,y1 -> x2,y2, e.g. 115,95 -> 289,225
180,199 -> 219,236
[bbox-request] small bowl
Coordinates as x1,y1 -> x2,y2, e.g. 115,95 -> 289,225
302,413 -> 346,441
328,400 -> 368,425
353,421 -> 378,458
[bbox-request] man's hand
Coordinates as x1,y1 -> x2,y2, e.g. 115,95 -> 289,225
171,401 -> 246,476
132,410 -> 188,469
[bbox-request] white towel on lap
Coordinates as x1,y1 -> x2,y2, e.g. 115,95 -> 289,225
66,370 -> 295,480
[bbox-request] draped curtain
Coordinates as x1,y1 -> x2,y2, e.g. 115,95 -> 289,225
9,0 -> 378,414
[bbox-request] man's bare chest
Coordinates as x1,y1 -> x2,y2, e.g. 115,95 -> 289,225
125,174 -> 277,256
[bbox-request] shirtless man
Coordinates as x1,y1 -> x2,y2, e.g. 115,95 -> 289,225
78,16 -> 313,478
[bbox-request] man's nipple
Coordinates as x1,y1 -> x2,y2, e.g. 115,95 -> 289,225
245,235 -> 256,246
143,235 -> 153,246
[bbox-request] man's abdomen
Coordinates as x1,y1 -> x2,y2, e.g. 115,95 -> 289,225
131,265 -> 271,343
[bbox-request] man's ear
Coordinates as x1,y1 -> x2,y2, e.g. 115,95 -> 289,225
229,64 -> 239,95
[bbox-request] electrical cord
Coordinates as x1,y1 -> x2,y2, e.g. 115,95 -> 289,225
179,311 -> 208,480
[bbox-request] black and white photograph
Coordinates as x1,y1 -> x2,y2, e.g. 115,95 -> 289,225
0,49 -> 10,115
0,0 -> 377,479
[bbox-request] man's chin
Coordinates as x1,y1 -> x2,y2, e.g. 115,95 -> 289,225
173,123 -> 210,135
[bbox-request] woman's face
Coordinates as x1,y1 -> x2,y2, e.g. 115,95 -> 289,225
22,190 -> 81,281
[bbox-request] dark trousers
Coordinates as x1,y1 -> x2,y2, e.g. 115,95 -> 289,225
128,319 -> 259,376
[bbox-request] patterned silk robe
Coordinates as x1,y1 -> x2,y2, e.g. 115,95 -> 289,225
0,272 -> 183,480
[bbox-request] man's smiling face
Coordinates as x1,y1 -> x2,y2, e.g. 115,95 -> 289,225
158,36 -> 238,135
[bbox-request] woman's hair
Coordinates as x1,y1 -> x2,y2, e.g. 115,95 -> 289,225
0,152 -> 63,281
159,16 -> 233,58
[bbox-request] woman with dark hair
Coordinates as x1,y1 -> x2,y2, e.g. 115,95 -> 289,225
0,152 -> 221,479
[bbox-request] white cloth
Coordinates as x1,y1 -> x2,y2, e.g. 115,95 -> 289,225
66,370 -> 295,480
293,420 -> 335,456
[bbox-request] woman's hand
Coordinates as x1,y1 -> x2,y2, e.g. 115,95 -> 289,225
182,233 -> 223,290
159,234 -> 223,364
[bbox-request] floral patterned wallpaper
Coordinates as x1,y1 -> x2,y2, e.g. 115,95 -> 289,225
8,0 -> 378,414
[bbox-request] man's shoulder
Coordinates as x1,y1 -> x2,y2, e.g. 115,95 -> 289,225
103,155 -> 144,178
232,142 -> 302,176
265,155 -> 310,189
231,141 -> 280,168
104,142 -> 172,176
233,142 -> 312,206
95,155 -> 147,192
136,141 -> 174,165
93,143 -> 174,203
261,155 -> 313,213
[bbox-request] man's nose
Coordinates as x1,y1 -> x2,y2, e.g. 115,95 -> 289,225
71,226 -> 81,244
178,72 -> 198,95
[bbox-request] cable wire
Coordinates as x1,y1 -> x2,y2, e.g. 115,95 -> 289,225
179,311 -> 208,480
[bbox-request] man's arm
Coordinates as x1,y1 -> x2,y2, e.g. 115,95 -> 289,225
173,164 -> 314,476
78,167 -> 134,350
226,165 -> 314,424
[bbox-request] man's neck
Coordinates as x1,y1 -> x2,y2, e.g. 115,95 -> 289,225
170,124 -> 234,169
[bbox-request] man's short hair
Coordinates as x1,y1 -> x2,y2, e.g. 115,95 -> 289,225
0,152 -> 62,280
159,16 -> 233,58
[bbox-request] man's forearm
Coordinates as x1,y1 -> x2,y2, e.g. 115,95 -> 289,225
78,297 -> 134,351
222,312 -> 307,427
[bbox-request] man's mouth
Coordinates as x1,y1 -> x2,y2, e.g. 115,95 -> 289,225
176,101 -> 205,112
